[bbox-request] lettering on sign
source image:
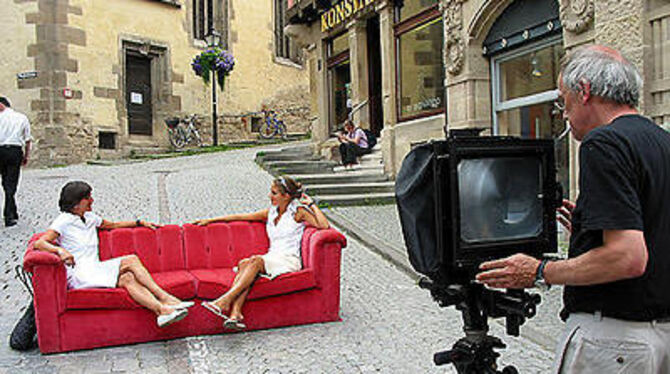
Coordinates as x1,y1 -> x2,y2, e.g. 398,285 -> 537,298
405,97 -> 442,114
321,0 -> 377,33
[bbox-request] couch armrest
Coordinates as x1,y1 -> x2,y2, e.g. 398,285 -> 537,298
23,233 -> 68,353
307,228 -> 347,286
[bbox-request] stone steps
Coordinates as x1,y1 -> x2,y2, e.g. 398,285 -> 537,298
305,181 -> 395,195
255,142 -> 395,206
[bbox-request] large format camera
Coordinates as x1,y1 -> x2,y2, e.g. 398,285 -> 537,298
396,130 -> 562,373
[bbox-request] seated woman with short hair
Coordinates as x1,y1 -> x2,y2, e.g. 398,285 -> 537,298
34,181 -> 193,328
193,176 -> 330,330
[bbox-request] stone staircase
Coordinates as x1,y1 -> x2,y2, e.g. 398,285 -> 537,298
255,143 -> 395,206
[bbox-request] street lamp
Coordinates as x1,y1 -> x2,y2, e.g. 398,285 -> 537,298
205,28 -> 221,146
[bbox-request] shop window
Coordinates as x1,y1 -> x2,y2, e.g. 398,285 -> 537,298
396,0 -> 439,23
275,0 -> 302,64
492,37 -> 569,196
328,32 -> 349,58
394,3 -> 445,121
327,33 -> 351,133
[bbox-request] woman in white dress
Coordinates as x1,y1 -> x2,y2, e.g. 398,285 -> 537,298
193,176 -> 330,330
34,181 -> 193,328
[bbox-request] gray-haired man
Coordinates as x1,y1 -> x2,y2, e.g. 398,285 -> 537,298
0,96 -> 31,227
476,45 -> 670,372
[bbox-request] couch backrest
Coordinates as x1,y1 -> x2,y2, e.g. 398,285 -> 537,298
183,221 -> 270,269
301,226 -> 317,269
98,225 -> 186,273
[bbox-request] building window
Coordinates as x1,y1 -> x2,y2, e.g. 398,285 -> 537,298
275,0 -> 302,64
394,1 -> 445,121
327,32 -> 350,133
193,0 -> 215,40
98,132 -> 116,150
491,37 -> 569,195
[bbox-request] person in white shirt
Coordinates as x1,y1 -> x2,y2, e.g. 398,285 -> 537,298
193,176 -> 330,331
34,181 -> 194,328
0,96 -> 31,227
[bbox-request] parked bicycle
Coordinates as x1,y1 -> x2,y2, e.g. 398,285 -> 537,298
165,114 -> 203,149
258,109 -> 288,140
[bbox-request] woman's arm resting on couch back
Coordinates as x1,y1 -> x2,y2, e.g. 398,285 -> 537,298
34,230 -> 74,266
99,219 -> 161,230
193,209 -> 269,226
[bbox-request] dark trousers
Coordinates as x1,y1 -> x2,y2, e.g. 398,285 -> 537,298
339,143 -> 369,165
0,146 -> 22,222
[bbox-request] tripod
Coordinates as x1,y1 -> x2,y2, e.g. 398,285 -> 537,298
419,279 -> 541,374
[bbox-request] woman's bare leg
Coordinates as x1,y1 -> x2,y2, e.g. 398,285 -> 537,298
120,255 -> 181,305
211,256 -> 264,313
118,272 -> 174,316
229,287 -> 250,321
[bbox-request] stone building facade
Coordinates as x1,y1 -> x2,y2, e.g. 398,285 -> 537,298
286,0 -> 670,198
2,0 -> 309,166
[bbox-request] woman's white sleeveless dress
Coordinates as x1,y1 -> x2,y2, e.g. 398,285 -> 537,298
262,199 -> 305,279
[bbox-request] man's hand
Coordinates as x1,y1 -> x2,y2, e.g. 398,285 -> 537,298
557,199 -> 575,233
21,156 -> 28,166
57,248 -> 75,266
476,254 -> 541,289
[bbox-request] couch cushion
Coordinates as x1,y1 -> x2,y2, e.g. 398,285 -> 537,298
98,225 -> 186,273
65,270 -> 196,310
152,270 -> 197,300
66,288 -> 140,310
190,268 -> 236,299
248,270 -> 317,300
183,222 -> 269,270
191,268 -> 317,301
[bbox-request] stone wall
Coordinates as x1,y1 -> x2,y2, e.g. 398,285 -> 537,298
3,0 -> 309,167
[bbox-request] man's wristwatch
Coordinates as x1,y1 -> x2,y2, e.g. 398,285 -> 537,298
136,219 -> 142,227
534,259 -> 551,291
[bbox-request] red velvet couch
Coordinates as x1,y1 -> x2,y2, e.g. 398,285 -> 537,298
22,222 -> 346,353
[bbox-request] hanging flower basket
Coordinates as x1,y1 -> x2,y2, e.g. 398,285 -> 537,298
191,48 -> 235,90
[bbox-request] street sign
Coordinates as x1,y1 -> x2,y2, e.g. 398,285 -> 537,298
17,71 -> 38,80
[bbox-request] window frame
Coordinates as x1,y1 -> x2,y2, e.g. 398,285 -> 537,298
393,4 -> 445,123
326,34 -> 351,134
490,35 -> 562,135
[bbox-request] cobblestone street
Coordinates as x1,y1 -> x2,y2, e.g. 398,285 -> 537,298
0,146 -> 554,373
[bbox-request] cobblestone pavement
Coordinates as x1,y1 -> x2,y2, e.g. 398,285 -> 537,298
331,205 -> 567,351
0,147 -> 553,373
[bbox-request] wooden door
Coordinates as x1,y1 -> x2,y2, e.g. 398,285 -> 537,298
126,53 -> 153,135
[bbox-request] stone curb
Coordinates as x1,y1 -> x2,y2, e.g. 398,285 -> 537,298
323,207 -> 558,352
323,208 -> 420,282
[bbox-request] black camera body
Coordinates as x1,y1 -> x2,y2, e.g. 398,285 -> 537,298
396,134 -> 562,285
396,133 -> 563,372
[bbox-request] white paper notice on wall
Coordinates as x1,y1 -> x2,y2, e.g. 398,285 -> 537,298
130,92 -> 143,104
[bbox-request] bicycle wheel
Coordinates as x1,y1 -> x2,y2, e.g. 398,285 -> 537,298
169,127 -> 186,149
258,122 -> 277,139
191,128 -> 203,147
278,121 -> 288,140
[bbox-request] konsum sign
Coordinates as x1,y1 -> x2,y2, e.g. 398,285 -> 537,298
321,0 -> 377,32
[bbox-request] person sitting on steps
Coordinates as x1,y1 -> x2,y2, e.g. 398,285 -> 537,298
337,119 -> 369,171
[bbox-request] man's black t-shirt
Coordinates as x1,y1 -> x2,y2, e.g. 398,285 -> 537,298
562,115 -> 670,322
